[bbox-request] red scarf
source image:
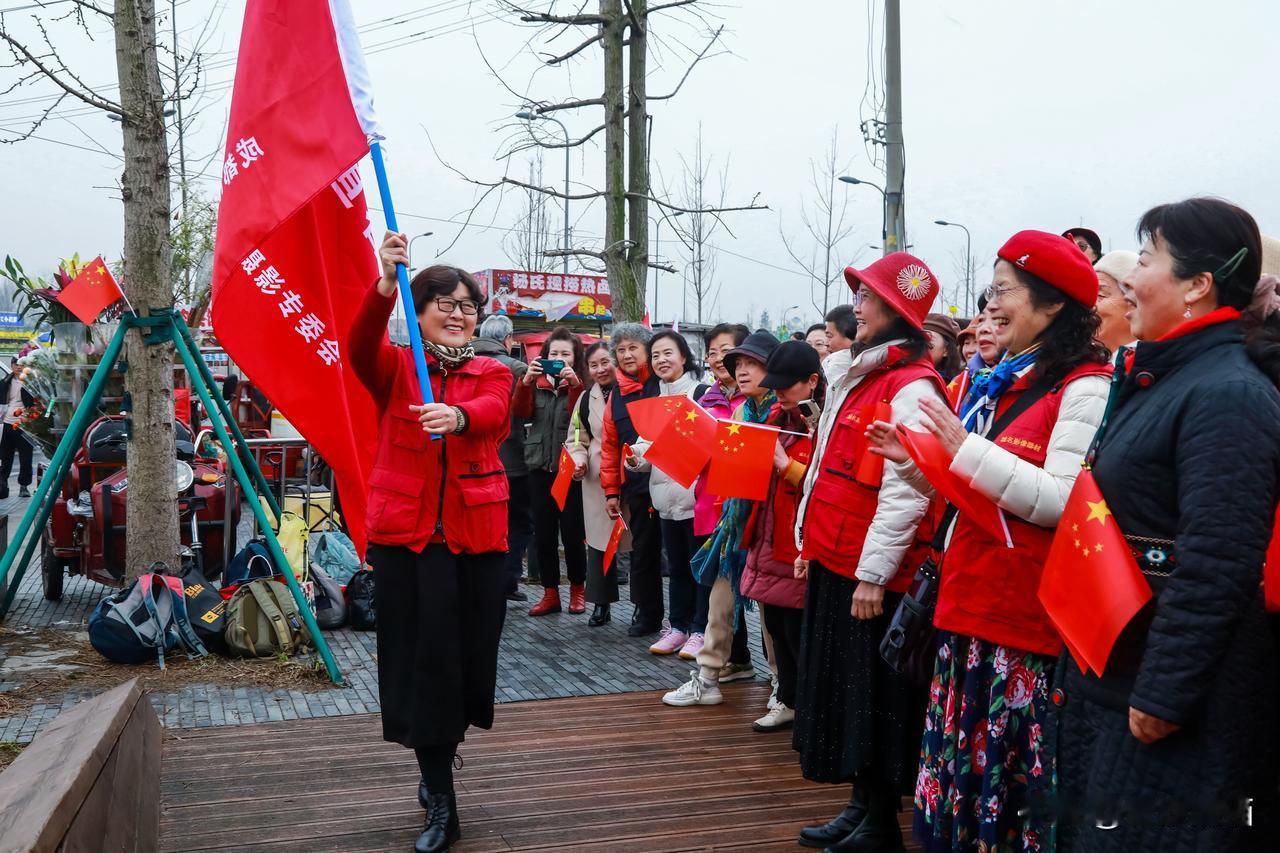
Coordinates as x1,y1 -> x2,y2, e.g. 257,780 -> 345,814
1156,306 -> 1241,342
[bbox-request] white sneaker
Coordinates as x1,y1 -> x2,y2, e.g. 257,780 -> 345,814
662,671 -> 723,707
752,703 -> 795,732
767,674 -> 780,711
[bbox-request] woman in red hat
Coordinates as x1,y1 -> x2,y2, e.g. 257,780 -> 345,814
790,253 -> 948,852
869,231 -> 1111,851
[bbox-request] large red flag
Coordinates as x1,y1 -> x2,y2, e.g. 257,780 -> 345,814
57,256 -> 124,324
211,0 -> 380,556
644,402 -> 717,488
897,425 -> 1012,547
706,419 -> 779,501
1038,469 -> 1152,674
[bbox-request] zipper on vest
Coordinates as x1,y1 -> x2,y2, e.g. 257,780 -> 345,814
433,369 -> 448,535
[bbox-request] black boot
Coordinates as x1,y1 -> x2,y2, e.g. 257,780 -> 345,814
588,604 -> 611,627
824,788 -> 903,853
799,787 -> 867,848
418,779 -> 429,809
415,791 -> 460,852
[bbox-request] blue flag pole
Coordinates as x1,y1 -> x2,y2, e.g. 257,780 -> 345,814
368,141 -> 439,432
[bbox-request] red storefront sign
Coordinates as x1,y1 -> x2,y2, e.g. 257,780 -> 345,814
473,269 -> 613,321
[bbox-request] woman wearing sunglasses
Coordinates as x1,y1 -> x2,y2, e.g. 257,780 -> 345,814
351,231 -> 514,853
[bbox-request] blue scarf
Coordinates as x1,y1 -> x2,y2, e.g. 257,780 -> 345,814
690,391 -> 777,616
959,349 -> 1039,433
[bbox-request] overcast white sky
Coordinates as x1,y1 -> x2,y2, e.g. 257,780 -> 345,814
1,0 -> 1278,330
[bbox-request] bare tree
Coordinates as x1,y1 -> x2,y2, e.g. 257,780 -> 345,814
502,151 -> 559,271
434,1 -> 764,322
1,0 -> 182,578
664,126 -> 730,324
780,127 -> 859,316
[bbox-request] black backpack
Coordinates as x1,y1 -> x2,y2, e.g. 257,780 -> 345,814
346,568 -> 376,630
177,565 -> 228,655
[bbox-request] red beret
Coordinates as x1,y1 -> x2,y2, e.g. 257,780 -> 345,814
997,230 -> 1099,307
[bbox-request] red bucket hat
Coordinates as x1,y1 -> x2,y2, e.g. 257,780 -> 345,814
843,252 -> 940,330
998,230 -> 1099,307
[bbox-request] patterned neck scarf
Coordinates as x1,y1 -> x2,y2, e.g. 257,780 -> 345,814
959,347 -> 1039,434
423,339 -> 474,371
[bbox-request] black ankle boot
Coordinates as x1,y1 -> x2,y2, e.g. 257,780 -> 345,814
588,604 -> 611,627
823,789 -> 903,853
415,791 -> 460,852
418,779 -> 429,809
799,787 -> 867,848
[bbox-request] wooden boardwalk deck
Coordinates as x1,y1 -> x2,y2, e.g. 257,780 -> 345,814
159,683 -> 921,852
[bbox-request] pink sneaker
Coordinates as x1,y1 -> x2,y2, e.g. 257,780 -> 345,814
678,632 -> 705,660
649,623 -> 689,655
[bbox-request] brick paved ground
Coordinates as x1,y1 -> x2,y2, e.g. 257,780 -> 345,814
0,488 -> 765,742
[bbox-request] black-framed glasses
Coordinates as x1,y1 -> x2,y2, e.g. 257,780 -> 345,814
433,296 -> 479,316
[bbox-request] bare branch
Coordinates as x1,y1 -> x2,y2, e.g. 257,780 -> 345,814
544,248 -> 604,261
648,0 -> 702,14
541,32 -> 602,65
526,96 -> 605,115
639,192 -> 768,216
504,176 -> 605,202
0,27 -> 124,115
621,0 -> 643,32
500,1 -> 609,26
67,0 -> 113,19
647,25 -> 724,101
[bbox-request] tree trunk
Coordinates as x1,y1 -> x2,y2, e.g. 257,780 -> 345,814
115,0 -> 180,579
600,0 -> 633,319
621,0 -> 649,324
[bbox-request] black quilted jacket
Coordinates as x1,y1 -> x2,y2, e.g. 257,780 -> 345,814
1057,320 -> 1280,852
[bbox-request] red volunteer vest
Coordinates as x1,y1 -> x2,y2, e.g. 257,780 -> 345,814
769,431 -> 812,568
934,361 -> 1113,654
800,358 -> 945,592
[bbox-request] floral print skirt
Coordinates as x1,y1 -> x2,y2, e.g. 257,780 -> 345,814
913,632 -> 1057,852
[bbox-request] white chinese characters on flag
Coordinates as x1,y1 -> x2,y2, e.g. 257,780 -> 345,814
211,0 -> 382,555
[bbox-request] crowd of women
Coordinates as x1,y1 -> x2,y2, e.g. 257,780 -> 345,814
354,195 -> 1280,853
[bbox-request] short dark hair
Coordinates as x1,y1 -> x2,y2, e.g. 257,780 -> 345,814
825,304 -> 857,339
544,326 -> 586,380
790,331 -> 805,341
704,323 -> 749,347
584,340 -> 611,361
410,265 -> 484,317
806,323 -> 825,336
1138,197 -> 1279,383
863,318 -> 929,362
648,330 -> 702,379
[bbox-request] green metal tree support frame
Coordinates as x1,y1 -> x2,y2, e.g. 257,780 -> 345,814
0,310 -> 344,685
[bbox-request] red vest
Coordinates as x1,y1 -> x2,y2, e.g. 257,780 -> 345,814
934,362 -> 1113,654
364,347 -> 513,555
800,358 -> 945,592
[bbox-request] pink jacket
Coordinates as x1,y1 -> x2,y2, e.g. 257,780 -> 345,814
693,382 -> 745,536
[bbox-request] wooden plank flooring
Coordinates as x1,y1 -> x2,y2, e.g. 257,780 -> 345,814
160,683 -> 921,852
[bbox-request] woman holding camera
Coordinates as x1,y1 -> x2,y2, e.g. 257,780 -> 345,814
514,327 -> 588,617
351,232 -> 513,853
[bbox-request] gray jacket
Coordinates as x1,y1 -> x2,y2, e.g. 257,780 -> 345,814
472,337 -> 528,476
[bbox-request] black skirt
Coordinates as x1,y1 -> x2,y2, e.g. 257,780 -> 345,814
368,543 -> 507,748
793,561 -> 926,791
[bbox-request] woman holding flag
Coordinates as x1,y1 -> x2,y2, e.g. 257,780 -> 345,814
790,254 -> 947,853
1056,199 -> 1280,851
869,231 -> 1111,851
516,327 -> 588,617
352,233 -> 514,853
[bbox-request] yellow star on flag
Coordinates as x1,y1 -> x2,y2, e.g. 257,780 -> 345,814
1085,499 -> 1112,525
727,423 -> 741,435
684,410 -> 697,421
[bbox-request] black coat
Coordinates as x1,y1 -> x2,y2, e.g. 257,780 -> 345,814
1058,320 -> 1280,852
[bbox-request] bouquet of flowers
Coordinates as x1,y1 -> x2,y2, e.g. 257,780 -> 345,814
14,347 -> 58,455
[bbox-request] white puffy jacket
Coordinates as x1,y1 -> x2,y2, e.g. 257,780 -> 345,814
796,341 -> 945,585
628,371 -> 701,521
901,366 -> 1110,527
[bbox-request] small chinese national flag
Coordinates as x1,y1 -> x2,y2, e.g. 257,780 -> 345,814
897,424 -> 1013,548
644,401 -> 717,488
626,395 -> 693,442
855,401 -> 893,487
706,419 -> 779,501
1263,503 -> 1280,612
602,516 -> 627,575
57,256 -> 123,324
551,447 -> 576,511
1038,468 -> 1152,674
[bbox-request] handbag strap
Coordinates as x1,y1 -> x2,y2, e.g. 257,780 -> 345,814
931,376 -> 1059,550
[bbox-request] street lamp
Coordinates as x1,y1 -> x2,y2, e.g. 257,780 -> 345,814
934,219 -> 973,315
408,232 -> 435,276
839,175 -> 889,256
650,211 -> 684,321
516,110 -> 571,274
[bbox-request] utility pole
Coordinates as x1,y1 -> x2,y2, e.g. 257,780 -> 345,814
883,0 -> 906,256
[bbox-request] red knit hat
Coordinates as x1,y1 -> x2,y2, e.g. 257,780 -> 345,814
998,230 -> 1099,307
843,252 -> 939,330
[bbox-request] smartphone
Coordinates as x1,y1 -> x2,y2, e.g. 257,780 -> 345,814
536,358 -> 565,378
797,399 -> 820,431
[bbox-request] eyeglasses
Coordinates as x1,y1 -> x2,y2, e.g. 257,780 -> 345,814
982,283 -> 1024,303
433,296 -> 479,316
852,286 -> 874,306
